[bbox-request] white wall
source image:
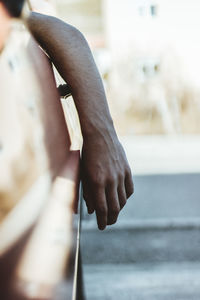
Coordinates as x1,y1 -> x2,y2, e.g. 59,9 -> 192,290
103,0 -> 200,133
104,0 -> 200,85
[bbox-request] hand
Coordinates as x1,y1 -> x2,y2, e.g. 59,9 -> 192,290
81,131 -> 134,230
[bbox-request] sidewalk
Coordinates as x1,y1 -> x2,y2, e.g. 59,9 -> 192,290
120,135 -> 200,175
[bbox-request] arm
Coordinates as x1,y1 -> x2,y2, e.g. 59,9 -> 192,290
26,12 -> 134,230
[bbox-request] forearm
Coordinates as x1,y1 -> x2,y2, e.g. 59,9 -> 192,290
27,12 -> 117,141
26,12 -> 134,230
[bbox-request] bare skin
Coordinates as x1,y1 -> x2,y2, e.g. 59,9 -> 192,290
27,12 -> 134,230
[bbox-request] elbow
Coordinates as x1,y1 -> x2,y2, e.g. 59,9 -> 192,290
63,22 -> 88,46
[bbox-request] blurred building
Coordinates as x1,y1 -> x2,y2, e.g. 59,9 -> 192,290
103,0 -> 200,134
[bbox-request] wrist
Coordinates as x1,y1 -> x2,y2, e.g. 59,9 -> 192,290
81,120 -> 118,142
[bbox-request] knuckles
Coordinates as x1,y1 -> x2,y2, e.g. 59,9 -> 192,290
84,162 -> 129,189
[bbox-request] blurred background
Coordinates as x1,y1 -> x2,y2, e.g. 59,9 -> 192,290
56,0 -> 200,135
42,0 -> 200,299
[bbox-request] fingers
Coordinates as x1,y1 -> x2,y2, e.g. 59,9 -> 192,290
84,193 -> 95,214
83,171 -> 134,230
82,180 -> 95,214
125,169 -> 134,199
95,187 -> 108,230
82,163 -> 134,230
106,170 -> 133,227
106,184 -> 120,225
117,181 -> 127,210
